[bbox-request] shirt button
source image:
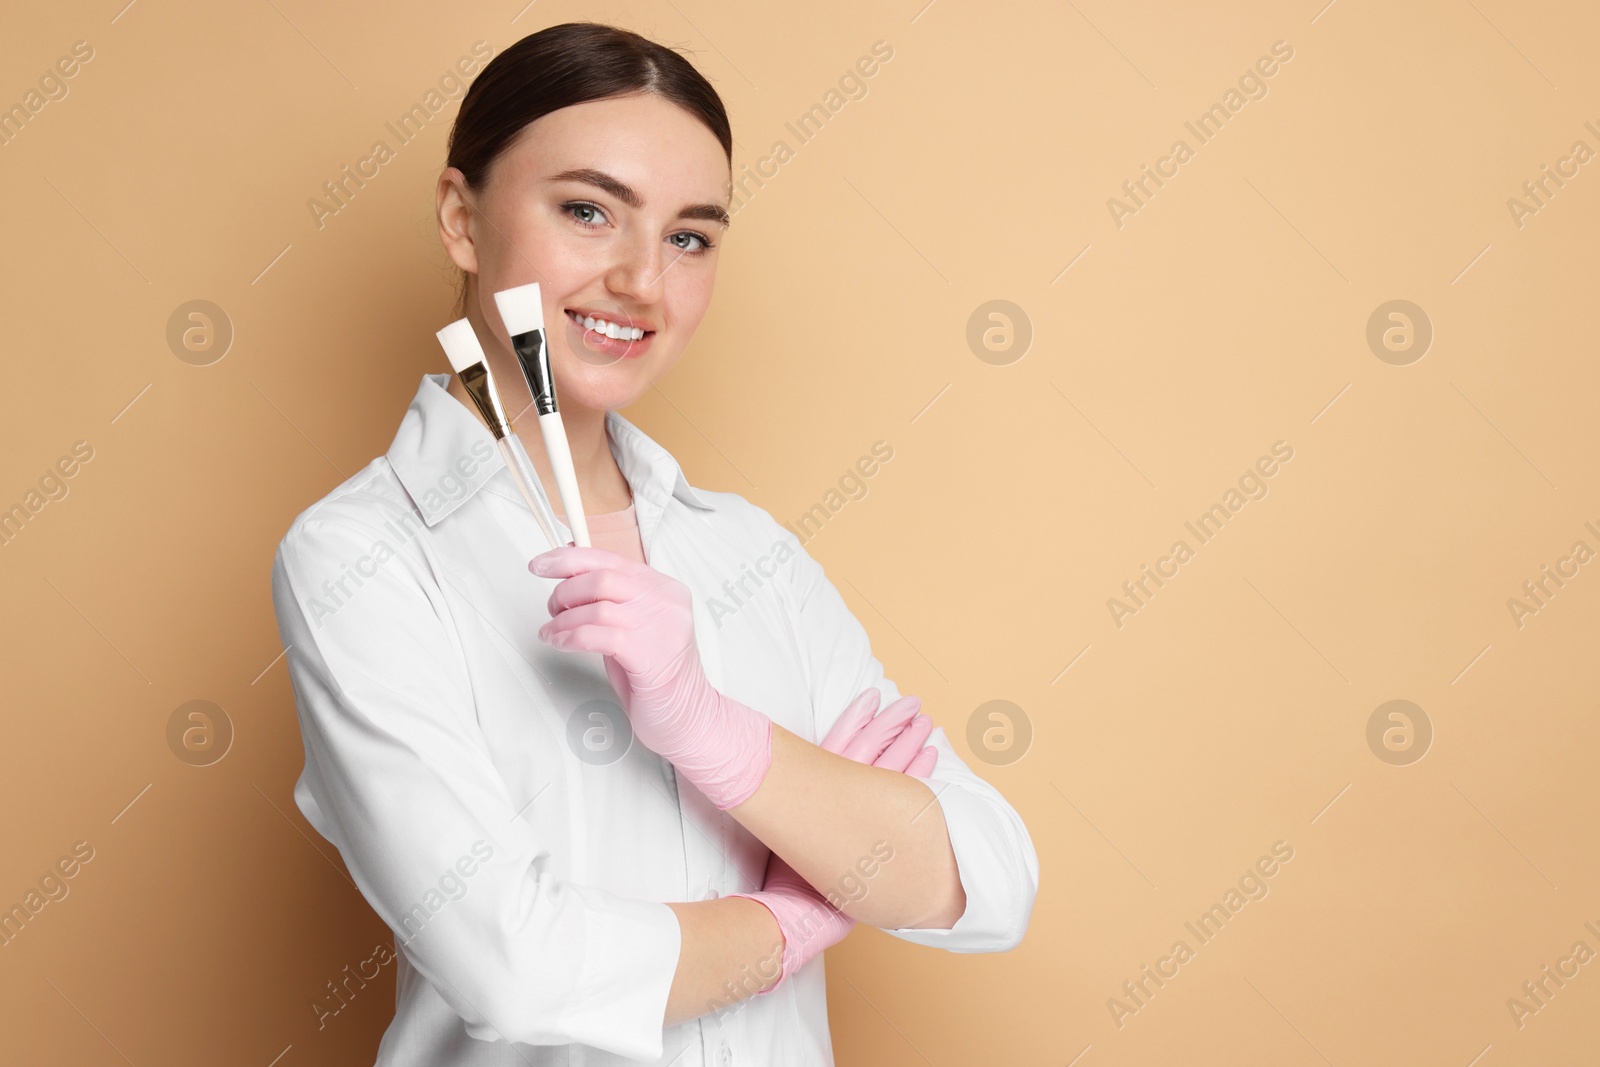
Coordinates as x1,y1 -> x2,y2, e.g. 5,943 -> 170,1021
703,887 -> 720,900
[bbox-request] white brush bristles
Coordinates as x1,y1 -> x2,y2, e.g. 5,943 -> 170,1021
435,318 -> 488,374
493,282 -> 546,337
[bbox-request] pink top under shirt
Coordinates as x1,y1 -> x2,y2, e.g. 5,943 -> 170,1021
558,502 -> 645,564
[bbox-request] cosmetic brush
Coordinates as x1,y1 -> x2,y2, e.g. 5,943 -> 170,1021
492,282 -> 591,548
435,318 -> 567,552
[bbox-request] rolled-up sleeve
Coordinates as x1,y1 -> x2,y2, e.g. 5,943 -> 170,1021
271,508 -> 681,1060
780,528 -> 1039,953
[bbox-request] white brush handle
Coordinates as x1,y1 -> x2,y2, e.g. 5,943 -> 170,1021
496,437 -> 564,551
538,410 -> 590,547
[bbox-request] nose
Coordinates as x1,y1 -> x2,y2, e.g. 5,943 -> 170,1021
603,228 -> 668,311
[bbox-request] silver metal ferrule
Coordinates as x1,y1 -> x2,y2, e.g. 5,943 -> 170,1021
509,328 -> 557,416
457,361 -> 513,439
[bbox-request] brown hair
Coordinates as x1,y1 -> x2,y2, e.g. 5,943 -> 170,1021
445,22 -> 733,313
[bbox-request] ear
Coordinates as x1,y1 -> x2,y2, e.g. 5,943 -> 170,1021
437,166 -> 480,274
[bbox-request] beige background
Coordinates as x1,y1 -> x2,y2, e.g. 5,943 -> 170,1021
2,0 -> 1597,1063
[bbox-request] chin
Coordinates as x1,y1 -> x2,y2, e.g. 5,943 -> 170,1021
561,346 -> 678,408
557,365 -> 654,413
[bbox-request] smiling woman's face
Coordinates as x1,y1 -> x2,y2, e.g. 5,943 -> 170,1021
438,92 -> 730,414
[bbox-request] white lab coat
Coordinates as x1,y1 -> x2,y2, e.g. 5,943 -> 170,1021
270,373 -> 1039,1066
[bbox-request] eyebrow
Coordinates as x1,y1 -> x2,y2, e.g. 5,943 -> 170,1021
547,167 -> 731,228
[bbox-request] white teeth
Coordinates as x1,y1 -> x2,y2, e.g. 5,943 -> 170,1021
572,311 -> 645,342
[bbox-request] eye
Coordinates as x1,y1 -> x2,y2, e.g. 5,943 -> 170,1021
668,230 -> 716,256
562,201 -> 609,229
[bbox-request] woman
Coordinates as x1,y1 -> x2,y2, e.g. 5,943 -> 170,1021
271,21 -> 1038,1066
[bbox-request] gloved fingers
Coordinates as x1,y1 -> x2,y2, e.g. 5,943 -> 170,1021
839,696 -> 921,764
904,744 -> 939,778
874,712 -> 933,773
535,619 -> 623,659
530,544 -> 648,580
838,696 -> 920,763
538,598 -> 625,637
537,602 -> 652,671
542,564 -> 657,617
819,689 -> 881,755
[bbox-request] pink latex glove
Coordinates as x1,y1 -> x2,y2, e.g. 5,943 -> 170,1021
819,687 -> 938,778
530,545 -> 772,810
732,688 -> 940,996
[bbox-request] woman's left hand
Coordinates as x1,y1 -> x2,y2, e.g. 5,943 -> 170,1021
734,695 -> 942,995
820,688 -> 939,777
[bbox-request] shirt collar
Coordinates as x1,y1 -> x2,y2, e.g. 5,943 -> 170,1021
387,373 -> 717,527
